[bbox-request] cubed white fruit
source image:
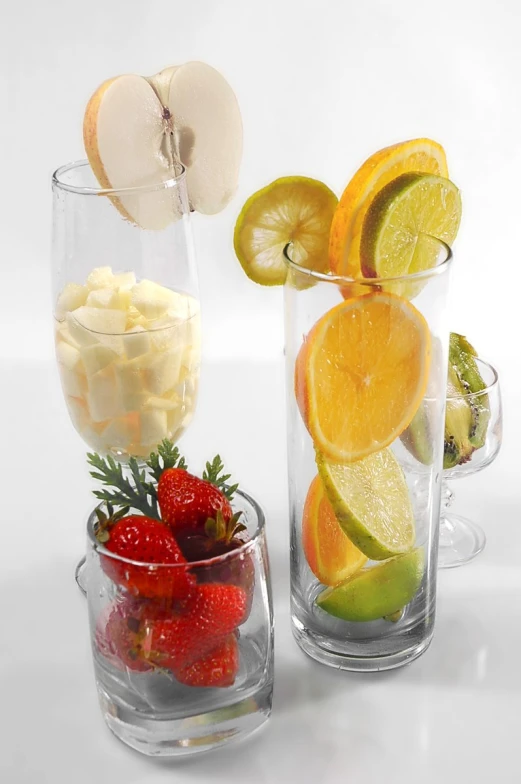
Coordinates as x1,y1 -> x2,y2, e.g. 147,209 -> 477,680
166,405 -> 185,435
55,321 -> 80,349
56,339 -> 82,371
87,266 -> 114,290
112,271 -> 136,289
65,312 -> 98,347
114,357 -> 147,413
81,425 -> 107,453
67,395 -> 89,431
140,408 -> 168,446
59,366 -> 87,398
145,349 -> 182,396
101,416 -> 138,451
149,316 -> 182,352
113,288 -> 132,311
143,395 -> 178,411
71,306 -> 127,335
123,326 -> 151,359
81,343 -> 119,377
56,283 -> 88,318
87,365 -> 122,422
131,280 -> 178,319
86,288 -> 120,309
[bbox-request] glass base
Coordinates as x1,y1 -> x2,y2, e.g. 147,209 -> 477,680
97,679 -> 272,757
292,618 -> 434,672
438,513 -> 486,569
75,556 -> 87,596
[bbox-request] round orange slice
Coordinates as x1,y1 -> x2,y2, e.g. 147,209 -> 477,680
329,138 -> 448,279
295,291 -> 431,462
302,475 -> 367,585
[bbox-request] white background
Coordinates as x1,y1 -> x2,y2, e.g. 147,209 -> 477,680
1,1 -> 520,782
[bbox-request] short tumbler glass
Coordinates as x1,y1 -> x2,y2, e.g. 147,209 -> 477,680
86,490 -> 273,757
284,238 -> 453,672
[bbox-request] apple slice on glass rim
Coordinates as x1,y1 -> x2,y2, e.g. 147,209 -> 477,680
83,61 -> 243,229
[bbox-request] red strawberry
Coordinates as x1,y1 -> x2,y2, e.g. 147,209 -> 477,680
98,514 -> 195,599
141,583 -> 247,670
158,468 -> 233,532
174,634 -> 239,688
99,601 -> 154,673
177,512 -> 255,621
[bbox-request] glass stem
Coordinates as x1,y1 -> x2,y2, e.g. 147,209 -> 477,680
439,480 -> 456,547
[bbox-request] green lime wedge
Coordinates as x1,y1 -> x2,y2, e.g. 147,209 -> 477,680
316,447 -> 415,561
316,548 -> 424,622
233,176 -> 337,286
360,172 -> 461,282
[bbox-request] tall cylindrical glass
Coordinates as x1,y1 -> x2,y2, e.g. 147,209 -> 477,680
284,238 -> 453,671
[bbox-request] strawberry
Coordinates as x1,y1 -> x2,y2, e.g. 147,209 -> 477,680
177,511 -> 255,621
174,634 -> 239,688
96,511 -> 195,600
158,468 -> 233,532
102,584 -> 247,674
99,601 -> 154,672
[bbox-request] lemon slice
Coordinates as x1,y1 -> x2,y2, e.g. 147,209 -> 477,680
360,172 -> 461,280
316,448 -> 415,560
317,548 -> 424,622
234,176 -> 337,285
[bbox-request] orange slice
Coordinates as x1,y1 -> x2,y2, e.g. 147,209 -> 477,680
302,475 -> 367,585
329,138 -> 448,278
295,291 -> 431,462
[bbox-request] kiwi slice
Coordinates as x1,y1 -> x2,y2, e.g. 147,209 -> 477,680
402,333 -> 489,468
449,333 -> 490,450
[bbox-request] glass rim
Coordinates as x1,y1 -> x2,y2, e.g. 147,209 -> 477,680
282,235 -> 453,286
447,357 -> 499,400
86,487 -> 265,569
52,159 -> 186,197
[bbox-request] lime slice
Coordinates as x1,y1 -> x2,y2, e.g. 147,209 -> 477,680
316,548 -> 424,622
360,172 -> 461,280
234,176 -> 337,286
316,448 -> 415,560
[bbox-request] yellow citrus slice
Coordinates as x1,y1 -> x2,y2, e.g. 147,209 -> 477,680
316,448 -> 416,560
295,291 -> 431,462
302,475 -> 367,585
329,138 -> 448,278
234,176 -> 337,286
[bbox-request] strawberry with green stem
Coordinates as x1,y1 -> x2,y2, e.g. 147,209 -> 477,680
95,502 -> 195,599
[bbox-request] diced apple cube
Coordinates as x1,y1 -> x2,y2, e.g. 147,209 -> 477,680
101,416 -> 139,451
123,326 -> 151,360
56,339 -> 82,371
67,395 -> 89,431
65,312 -> 99,347
145,350 -> 182,396
59,366 -> 87,398
55,321 -> 80,349
143,395 -> 178,411
56,283 -> 88,318
86,288 -> 120,309
87,365 -> 122,422
114,357 -> 147,413
131,280 -> 178,320
149,315 -> 183,352
140,408 -> 168,447
81,344 -> 118,377
72,306 -> 127,335
87,266 -> 114,290
114,287 -> 132,311
112,271 -> 136,289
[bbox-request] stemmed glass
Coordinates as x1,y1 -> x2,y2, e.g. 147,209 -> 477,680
51,161 -> 201,591
438,358 -> 502,568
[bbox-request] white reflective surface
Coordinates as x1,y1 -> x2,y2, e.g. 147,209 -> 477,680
1,357 -> 519,783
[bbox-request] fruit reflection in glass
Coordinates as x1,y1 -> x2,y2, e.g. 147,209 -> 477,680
404,344 -> 502,568
87,483 -> 273,757
285,235 -> 453,672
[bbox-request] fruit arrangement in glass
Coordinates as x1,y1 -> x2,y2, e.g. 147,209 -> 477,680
86,442 -> 273,756
234,138 -> 462,669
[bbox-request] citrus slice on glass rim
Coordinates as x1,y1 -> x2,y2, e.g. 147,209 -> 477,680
234,176 -> 337,285
295,291 -> 432,463
329,138 -> 448,278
